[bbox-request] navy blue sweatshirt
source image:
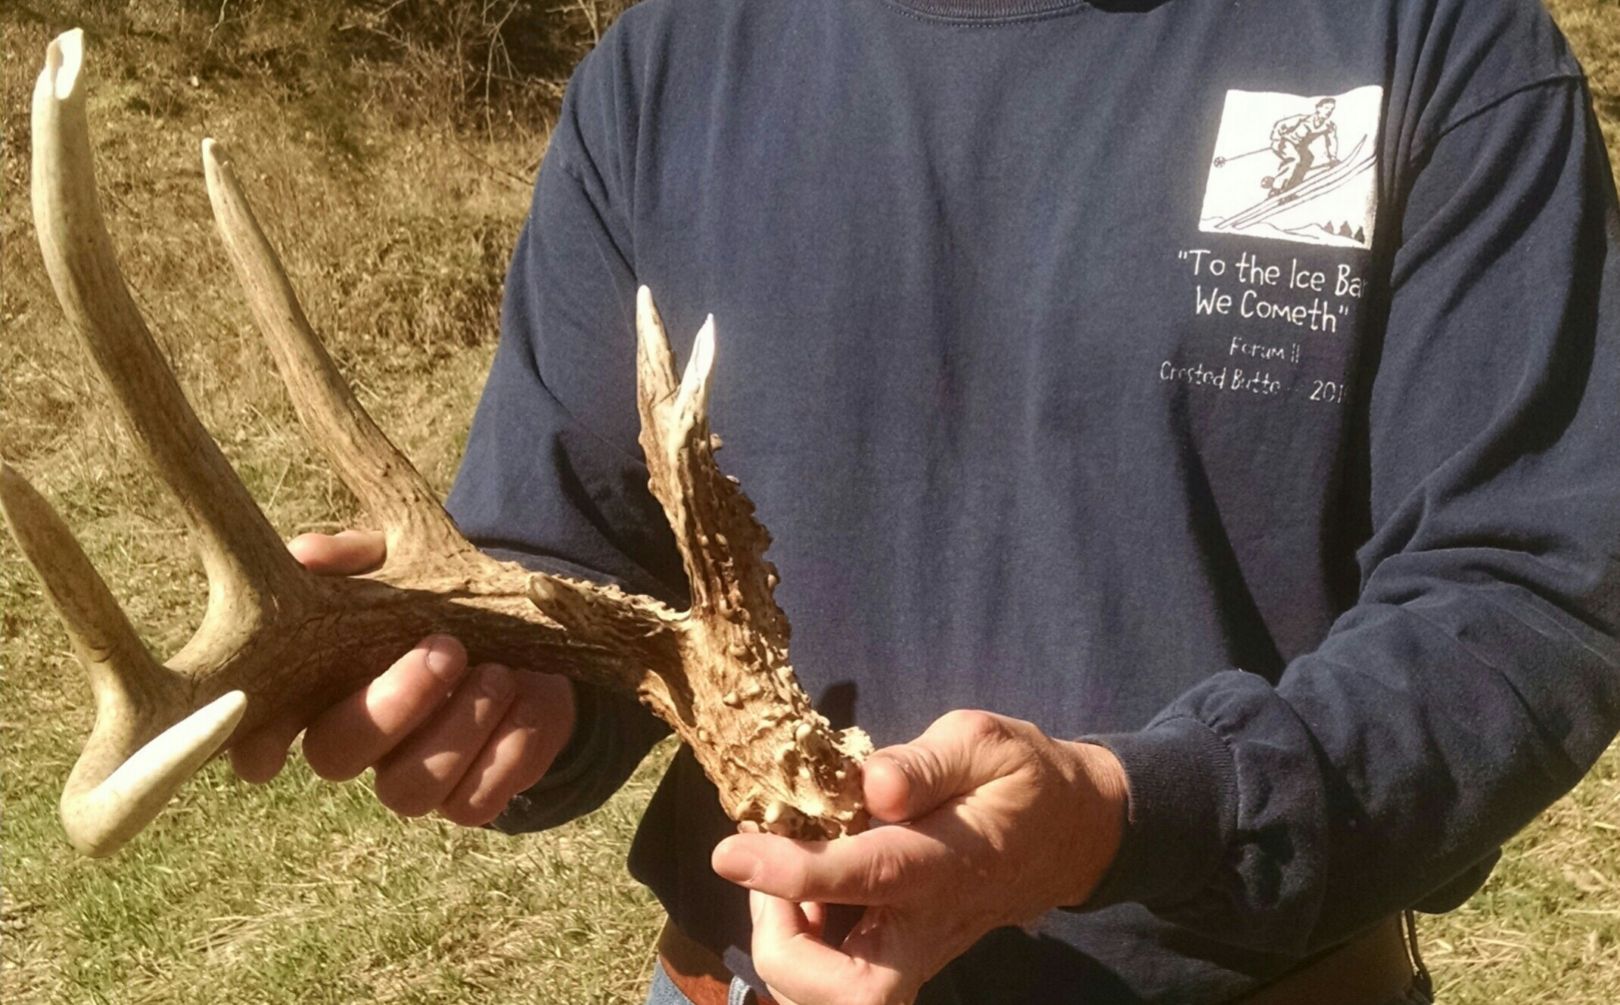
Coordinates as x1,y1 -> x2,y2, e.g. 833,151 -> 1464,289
444,1 -> 1620,1001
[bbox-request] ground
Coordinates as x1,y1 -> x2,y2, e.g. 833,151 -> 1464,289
1,2 -> 1616,1002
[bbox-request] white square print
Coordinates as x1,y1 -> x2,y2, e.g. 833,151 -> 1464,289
1199,86 -> 1383,249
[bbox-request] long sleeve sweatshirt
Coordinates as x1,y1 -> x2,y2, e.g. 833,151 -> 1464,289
445,1 -> 1620,1000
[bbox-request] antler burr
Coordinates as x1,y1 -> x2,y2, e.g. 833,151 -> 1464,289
6,29 -> 869,858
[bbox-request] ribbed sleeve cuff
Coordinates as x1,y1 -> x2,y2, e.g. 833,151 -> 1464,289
1080,715 -> 1238,911
488,680 -> 612,834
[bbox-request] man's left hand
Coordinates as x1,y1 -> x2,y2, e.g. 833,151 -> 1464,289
711,709 -> 1129,1005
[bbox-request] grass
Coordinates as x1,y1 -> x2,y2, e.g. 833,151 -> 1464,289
2,4 -> 663,1003
1,1 -> 1618,1002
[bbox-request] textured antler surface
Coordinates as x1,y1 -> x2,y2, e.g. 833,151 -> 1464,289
6,29 -> 869,857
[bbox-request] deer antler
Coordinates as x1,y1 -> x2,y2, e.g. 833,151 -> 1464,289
6,29 -> 869,858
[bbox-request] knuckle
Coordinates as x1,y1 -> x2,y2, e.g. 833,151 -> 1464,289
502,692 -> 547,730
469,663 -> 517,703
230,755 -> 278,784
863,847 -> 909,894
999,714 -> 1042,744
939,709 -> 1002,741
227,736 -> 286,783
302,734 -> 361,782
774,860 -> 814,902
504,721 -> 563,787
515,670 -> 572,711
372,768 -> 437,818
882,745 -> 946,806
911,746 -> 948,785
511,677 -> 576,739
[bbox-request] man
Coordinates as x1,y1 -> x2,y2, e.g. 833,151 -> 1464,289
1267,97 -> 1339,197
231,1 -> 1620,1003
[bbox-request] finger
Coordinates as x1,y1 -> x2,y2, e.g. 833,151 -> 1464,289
865,710 -> 1015,823
751,892 -> 903,1005
371,662 -> 518,817
801,900 -> 828,943
287,528 -> 386,576
228,702 -> 310,783
437,672 -> 575,827
714,826 -> 951,905
751,891 -> 816,1005
837,910 -> 933,1005
301,635 -> 469,781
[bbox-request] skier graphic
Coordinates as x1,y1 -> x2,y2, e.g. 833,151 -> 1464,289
1266,97 -> 1339,196
1200,86 -> 1382,249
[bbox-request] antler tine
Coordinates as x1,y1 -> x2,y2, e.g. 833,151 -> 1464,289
630,290 -> 867,837
635,289 -> 778,622
0,464 -> 168,714
31,30 -> 304,623
22,29 -> 870,854
200,139 -> 465,557
635,288 -> 726,610
635,284 -> 681,407
0,464 -> 247,856
62,690 -> 248,858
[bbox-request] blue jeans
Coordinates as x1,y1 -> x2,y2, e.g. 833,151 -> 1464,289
644,962 -> 1435,1005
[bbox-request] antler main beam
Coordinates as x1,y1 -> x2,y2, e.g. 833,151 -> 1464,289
7,29 -> 868,857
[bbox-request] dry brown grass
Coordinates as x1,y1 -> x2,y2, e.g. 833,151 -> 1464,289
3,4 -> 663,1002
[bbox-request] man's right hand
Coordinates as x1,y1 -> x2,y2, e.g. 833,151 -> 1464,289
228,530 -> 577,827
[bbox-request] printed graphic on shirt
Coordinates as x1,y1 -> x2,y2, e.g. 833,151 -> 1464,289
1161,244 -> 1368,404
1199,86 -> 1383,249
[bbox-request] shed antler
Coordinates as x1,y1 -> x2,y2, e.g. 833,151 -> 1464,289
7,30 -> 869,857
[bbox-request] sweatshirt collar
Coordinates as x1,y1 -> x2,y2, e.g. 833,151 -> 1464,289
883,0 -> 1091,21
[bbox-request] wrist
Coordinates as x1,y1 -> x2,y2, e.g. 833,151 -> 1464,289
1058,740 -> 1128,907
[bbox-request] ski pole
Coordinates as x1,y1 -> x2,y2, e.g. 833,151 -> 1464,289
1212,146 -> 1271,168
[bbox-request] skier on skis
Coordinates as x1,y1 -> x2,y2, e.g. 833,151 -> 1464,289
1269,97 -> 1340,196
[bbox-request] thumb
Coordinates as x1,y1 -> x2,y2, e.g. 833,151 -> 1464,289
863,710 -> 1011,823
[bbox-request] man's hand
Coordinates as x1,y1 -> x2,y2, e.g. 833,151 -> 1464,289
228,530 -> 577,827
712,710 -> 1128,1005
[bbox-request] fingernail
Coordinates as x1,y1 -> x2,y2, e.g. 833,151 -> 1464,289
423,636 -> 461,679
714,839 -> 760,885
748,888 -> 763,921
